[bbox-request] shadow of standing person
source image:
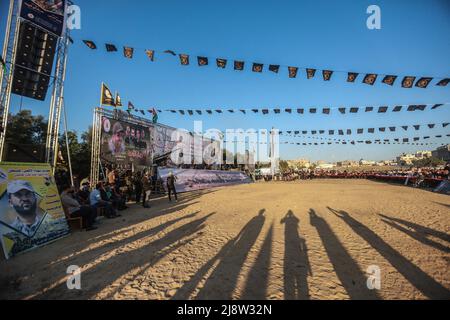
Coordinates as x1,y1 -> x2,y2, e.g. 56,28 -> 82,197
309,209 -> 379,300
328,207 -> 450,300
241,223 -> 274,300
195,209 -> 266,300
281,210 -> 311,300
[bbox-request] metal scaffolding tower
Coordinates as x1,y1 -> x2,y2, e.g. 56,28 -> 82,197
0,0 -> 71,169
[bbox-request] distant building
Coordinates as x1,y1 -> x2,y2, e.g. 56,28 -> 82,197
286,158 -> 311,169
359,159 -> 376,166
415,151 -> 432,159
432,144 -> 450,161
337,160 -> 359,167
396,153 -> 416,165
316,163 -> 335,169
396,150 -> 432,165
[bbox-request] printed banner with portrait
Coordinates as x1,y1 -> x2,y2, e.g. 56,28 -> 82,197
100,116 -> 153,167
20,0 -> 67,37
151,125 -> 194,164
0,162 -> 70,260
158,168 -> 252,193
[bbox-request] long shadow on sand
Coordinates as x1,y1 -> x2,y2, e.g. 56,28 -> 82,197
0,191 -> 214,300
328,207 -> 450,300
44,190 -> 215,268
85,189 -> 216,244
172,210 -> 266,300
309,209 -> 379,300
34,213 -> 215,299
379,214 -> 450,253
49,212 -> 200,271
240,222 -> 273,300
280,210 -> 311,300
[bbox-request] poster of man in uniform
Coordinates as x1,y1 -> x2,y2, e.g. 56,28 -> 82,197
20,0 -> 67,37
0,162 -> 69,259
100,116 -> 153,167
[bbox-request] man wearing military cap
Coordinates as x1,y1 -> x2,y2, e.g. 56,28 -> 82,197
108,122 -> 125,155
7,180 -> 43,237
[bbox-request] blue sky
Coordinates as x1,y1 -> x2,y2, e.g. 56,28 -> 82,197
1,0 -> 449,162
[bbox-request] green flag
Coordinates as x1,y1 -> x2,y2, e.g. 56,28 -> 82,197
152,108 -> 158,124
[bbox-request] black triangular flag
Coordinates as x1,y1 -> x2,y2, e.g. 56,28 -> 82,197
269,65 -> 280,73
415,77 -> 433,88
252,63 -> 263,73
322,70 -> 333,81
347,72 -> 358,82
363,74 -> 377,85
197,56 -> 208,66
436,78 -> 450,87
234,61 -> 244,70
402,76 -> 416,88
216,58 -> 227,68
83,40 -> 97,49
382,75 -> 397,86
105,43 -> 117,52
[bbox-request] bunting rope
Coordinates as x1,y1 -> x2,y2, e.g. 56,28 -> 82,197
153,103 -> 448,115
99,83 -> 450,116
82,40 -> 450,88
223,134 -> 449,146
278,122 -> 450,136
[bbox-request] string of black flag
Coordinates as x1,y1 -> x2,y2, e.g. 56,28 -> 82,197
82,40 -> 450,88
279,123 -> 450,136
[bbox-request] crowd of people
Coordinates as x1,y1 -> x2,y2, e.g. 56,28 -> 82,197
258,163 -> 450,191
57,165 -> 179,232
56,161 -> 449,232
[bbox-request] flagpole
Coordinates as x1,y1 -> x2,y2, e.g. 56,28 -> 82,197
99,82 -> 104,109
62,100 -> 74,187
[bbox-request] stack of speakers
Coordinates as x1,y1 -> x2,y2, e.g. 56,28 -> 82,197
11,20 -> 58,101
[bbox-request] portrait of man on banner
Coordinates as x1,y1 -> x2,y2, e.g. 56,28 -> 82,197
0,180 -> 45,238
101,117 -> 152,167
0,164 -> 69,259
107,120 -> 126,156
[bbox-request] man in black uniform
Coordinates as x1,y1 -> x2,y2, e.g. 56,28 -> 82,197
167,171 -> 178,202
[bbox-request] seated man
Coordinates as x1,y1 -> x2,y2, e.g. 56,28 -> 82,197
105,183 -> 127,211
76,182 -> 91,205
61,185 -> 97,231
90,182 -> 120,218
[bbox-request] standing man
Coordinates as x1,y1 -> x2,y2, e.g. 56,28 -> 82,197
133,171 -> 142,204
142,172 -> 152,208
167,171 -> 178,202
107,168 -> 115,185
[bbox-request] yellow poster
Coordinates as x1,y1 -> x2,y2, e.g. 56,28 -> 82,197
0,162 -> 69,259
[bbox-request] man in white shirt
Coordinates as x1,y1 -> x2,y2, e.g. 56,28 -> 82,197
89,182 -> 118,218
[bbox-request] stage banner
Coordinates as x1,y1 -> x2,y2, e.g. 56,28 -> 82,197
158,168 -> 252,193
20,0 -> 67,37
100,116 -> 153,167
151,125 -> 194,163
0,162 -> 69,259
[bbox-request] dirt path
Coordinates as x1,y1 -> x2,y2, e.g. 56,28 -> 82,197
1,180 -> 449,300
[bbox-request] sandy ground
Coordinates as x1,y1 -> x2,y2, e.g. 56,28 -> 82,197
0,179 -> 449,300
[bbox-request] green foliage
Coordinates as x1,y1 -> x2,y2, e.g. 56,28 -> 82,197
6,110 -> 92,179
412,157 -> 445,168
6,110 -> 47,144
279,160 -> 290,173
58,126 -> 92,179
